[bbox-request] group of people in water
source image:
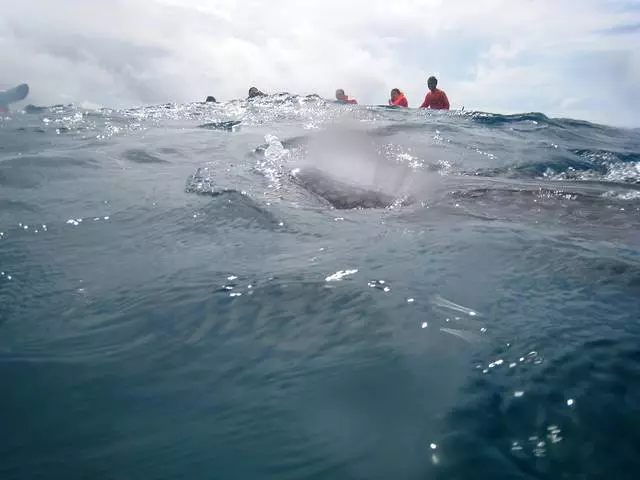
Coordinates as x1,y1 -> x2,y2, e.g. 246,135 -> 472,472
1,76 -> 450,113
335,76 -> 450,109
205,76 -> 450,110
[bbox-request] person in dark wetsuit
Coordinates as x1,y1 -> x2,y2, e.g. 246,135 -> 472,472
205,96 -> 217,102
248,87 -> 266,99
420,76 -> 450,110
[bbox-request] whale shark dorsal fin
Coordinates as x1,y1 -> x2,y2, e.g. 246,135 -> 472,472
0,83 -> 30,108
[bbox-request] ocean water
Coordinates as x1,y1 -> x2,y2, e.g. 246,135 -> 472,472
1,95 -> 639,480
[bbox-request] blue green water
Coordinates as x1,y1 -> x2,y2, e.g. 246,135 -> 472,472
1,96 -> 640,479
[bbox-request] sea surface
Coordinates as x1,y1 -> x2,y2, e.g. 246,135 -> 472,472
1,95 -> 639,479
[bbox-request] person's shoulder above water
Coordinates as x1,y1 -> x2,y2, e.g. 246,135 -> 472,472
389,88 -> 408,107
248,87 -> 266,99
419,76 -> 450,110
205,95 -> 217,103
335,88 -> 357,104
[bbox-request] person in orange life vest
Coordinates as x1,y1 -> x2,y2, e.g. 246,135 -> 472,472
335,89 -> 357,104
389,88 -> 408,107
419,76 -> 450,110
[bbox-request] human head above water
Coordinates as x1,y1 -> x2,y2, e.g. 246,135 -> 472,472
248,87 -> 264,98
390,88 -> 401,100
335,89 -> 346,101
205,96 -> 216,103
427,76 -> 438,91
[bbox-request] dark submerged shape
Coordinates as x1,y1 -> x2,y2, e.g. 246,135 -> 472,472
0,97 -> 639,480
289,167 -> 412,209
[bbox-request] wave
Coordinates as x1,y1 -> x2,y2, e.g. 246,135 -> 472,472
3,97 -> 639,207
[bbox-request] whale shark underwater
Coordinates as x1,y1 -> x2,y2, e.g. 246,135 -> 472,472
288,166 -> 414,209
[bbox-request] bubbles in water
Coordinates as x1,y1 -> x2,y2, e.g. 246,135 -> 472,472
547,425 -> 563,444
440,327 -> 481,343
368,280 -> 391,292
432,295 -> 480,317
486,358 -> 505,369
533,440 -> 546,458
325,269 -> 358,282
397,152 -> 424,170
602,190 -> 640,201
258,134 -> 290,187
516,351 -> 544,365
604,160 -> 640,184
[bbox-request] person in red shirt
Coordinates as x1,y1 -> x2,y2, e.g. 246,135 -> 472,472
388,88 -> 408,107
419,76 -> 450,110
335,89 -> 358,104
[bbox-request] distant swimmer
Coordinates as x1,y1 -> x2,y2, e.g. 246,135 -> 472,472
389,88 -> 408,107
335,89 -> 358,104
248,87 -> 266,99
419,76 -> 450,110
205,96 -> 217,102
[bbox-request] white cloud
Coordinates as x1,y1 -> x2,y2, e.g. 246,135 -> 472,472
0,0 -> 638,126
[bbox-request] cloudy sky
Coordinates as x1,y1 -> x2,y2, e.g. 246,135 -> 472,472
1,0 -> 639,126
